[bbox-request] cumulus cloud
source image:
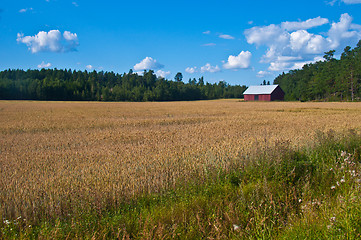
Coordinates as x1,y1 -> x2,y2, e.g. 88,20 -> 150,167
244,13 -> 361,72
185,67 -> 197,74
200,63 -> 221,73
245,24 -> 287,46
203,30 -> 211,34
219,34 -> 235,40
290,56 -> 324,70
63,31 -> 78,41
156,70 -> 171,78
281,17 -> 329,31
17,30 -> 79,53
257,71 -> 272,78
133,57 -> 164,71
289,30 -> 329,53
86,65 -> 93,70
72,2 -> 79,7
268,56 -> 323,72
223,51 -> 252,70
328,13 -> 361,49
37,61 -> 51,68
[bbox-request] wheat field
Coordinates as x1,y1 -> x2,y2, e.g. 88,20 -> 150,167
1,100 -> 361,224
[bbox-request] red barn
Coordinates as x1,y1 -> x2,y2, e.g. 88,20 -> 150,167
243,85 -> 284,101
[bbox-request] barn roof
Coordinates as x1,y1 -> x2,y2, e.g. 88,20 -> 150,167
243,85 -> 280,95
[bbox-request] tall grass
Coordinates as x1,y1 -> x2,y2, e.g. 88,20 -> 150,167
1,100 -> 361,239
2,129 -> 361,239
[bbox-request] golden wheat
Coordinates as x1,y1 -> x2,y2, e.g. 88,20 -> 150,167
1,100 -> 361,223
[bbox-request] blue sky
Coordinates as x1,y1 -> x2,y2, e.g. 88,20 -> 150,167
1,0 -> 361,86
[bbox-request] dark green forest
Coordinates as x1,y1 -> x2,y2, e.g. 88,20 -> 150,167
274,40 -> 361,101
0,69 -> 246,101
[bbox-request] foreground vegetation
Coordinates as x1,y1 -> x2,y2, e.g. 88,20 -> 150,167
2,129 -> 361,239
1,100 -> 361,239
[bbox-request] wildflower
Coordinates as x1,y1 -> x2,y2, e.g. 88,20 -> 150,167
341,151 -> 346,157
340,178 -> 345,183
4,220 -> 11,225
331,186 -> 336,190
298,199 -> 302,203
330,168 -> 333,171
327,224 -> 332,229
336,181 -> 340,186
233,224 -> 240,231
330,216 -> 336,221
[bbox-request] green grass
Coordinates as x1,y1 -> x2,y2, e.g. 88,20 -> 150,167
2,129 -> 361,239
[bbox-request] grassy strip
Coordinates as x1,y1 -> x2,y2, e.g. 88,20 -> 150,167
2,130 -> 361,239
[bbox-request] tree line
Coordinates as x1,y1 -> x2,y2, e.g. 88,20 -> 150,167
274,40 -> 361,101
0,69 -> 246,101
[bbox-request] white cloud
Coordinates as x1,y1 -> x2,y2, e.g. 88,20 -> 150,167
203,30 -> 211,34
289,30 -> 329,53
268,61 -> 293,72
291,56 -> 324,70
351,23 -> 361,30
133,57 -> 164,71
328,0 -> 361,5
200,63 -> 221,73
245,24 -> 287,46
328,13 -> 361,49
328,0 -> 338,5
63,31 -> 78,41
342,0 -> 361,4
17,30 -> 79,53
268,56 -> 322,71
219,34 -> 235,40
289,30 -> 312,51
185,67 -> 197,74
19,8 -> 33,13
156,70 -> 171,78
37,61 -> 51,68
244,13 -> 361,72
72,2 -> 79,7
223,51 -> 252,69
281,17 -> 329,31
86,65 -> 93,70
257,71 -> 272,78
135,71 -> 144,76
